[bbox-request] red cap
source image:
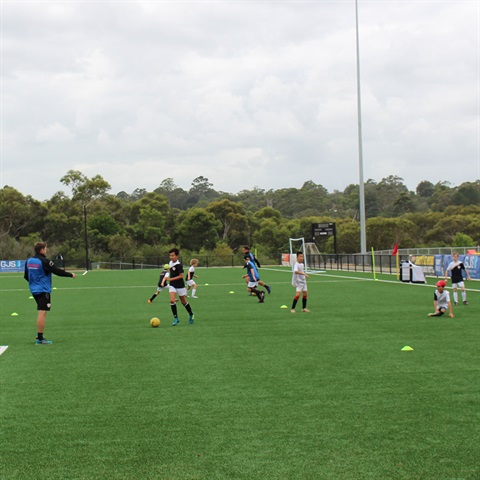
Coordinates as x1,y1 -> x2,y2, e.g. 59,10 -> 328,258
436,280 -> 446,288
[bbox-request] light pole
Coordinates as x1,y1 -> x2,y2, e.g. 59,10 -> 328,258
355,0 -> 367,254
83,204 -> 90,271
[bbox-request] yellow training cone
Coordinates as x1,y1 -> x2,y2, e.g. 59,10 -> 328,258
205,283 -> 209,286
401,346 -> 414,351
229,291 -> 235,294
29,296 -> 34,299
280,305 -> 288,309
11,313 -> 18,316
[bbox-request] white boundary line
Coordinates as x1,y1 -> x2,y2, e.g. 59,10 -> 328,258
1,267 -> 479,293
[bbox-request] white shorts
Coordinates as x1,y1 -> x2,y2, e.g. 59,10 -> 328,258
169,286 -> 187,297
247,281 -> 258,289
186,279 -> 196,287
295,282 -> 308,293
452,281 -> 465,289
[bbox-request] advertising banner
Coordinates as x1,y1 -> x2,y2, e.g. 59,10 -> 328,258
434,254 -> 480,280
0,260 -> 26,273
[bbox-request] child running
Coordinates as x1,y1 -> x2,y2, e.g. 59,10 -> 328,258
186,259 -> 199,298
291,252 -> 310,313
428,280 -> 454,318
147,264 -> 170,303
242,255 -> 265,303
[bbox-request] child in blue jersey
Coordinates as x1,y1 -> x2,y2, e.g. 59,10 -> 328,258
24,242 -> 76,344
242,255 -> 265,303
241,245 -> 271,294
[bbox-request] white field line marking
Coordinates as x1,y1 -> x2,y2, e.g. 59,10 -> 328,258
2,268 -> 479,293
0,346 -> 9,356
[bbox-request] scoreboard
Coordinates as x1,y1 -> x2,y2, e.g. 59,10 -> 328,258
312,222 -> 336,238
311,222 -> 337,254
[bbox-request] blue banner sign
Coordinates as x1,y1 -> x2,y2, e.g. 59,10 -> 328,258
434,254 -> 480,280
0,260 -> 26,273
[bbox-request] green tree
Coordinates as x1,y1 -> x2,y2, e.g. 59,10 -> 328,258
452,232 -> 475,247
0,187 -> 41,239
235,187 -> 267,213
430,181 -> 454,211
392,192 -> 417,216
207,199 -> 249,248
375,176 -> 409,217
108,234 -> 136,260
88,214 -> 121,253
188,176 -> 217,206
452,181 -> 480,206
416,180 -> 435,198
175,208 -> 220,251
253,218 -> 290,258
60,170 -> 111,203
127,193 -> 171,245
366,217 -> 416,250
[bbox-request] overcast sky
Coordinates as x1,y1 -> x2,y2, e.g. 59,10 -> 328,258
2,0 -> 479,201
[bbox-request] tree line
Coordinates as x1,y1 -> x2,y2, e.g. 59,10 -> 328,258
1,170 -> 479,262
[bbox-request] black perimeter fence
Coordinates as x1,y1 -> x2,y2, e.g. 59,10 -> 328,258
56,253 -> 427,276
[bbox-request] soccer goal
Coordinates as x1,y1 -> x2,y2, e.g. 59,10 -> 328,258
287,237 -> 305,270
287,237 -> 326,274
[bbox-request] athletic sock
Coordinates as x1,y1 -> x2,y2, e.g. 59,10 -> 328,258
251,288 -> 262,298
302,297 -> 307,309
192,288 -> 196,297
462,291 -> 467,302
291,298 -> 299,309
453,292 -> 458,303
149,294 -> 157,302
37,332 -> 44,341
184,302 -> 193,315
170,303 -> 178,317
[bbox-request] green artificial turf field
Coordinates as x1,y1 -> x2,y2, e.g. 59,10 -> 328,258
1,267 -> 479,480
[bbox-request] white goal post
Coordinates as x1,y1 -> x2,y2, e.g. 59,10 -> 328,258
284,237 -> 325,273
288,237 -> 306,271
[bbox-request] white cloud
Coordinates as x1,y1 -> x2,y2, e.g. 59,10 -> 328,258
36,122 -> 74,143
1,1 -> 479,199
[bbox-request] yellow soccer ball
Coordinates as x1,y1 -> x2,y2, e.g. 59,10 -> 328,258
150,317 -> 161,328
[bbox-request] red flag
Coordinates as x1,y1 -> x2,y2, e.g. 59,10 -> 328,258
392,243 -> 398,256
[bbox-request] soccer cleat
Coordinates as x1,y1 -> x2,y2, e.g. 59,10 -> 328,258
258,292 -> 265,303
191,295 -> 198,299
35,339 -> 53,345
189,313 -> 195,324
463,301 -> 468,305
454,302 -> 458,306
148,299 -> 152,303
291,309 -> 296,313
302,308 -> 310,313
266,285 -> 272,294
172,317 -> 180,326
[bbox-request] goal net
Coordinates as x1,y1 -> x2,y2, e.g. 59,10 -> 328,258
286,237 -> 325,273
287,237 -> 306,270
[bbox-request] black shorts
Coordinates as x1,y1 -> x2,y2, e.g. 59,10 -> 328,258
33,292 -> 51,311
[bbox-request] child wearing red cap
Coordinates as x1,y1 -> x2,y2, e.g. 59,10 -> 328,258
428,280 -> 454,318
